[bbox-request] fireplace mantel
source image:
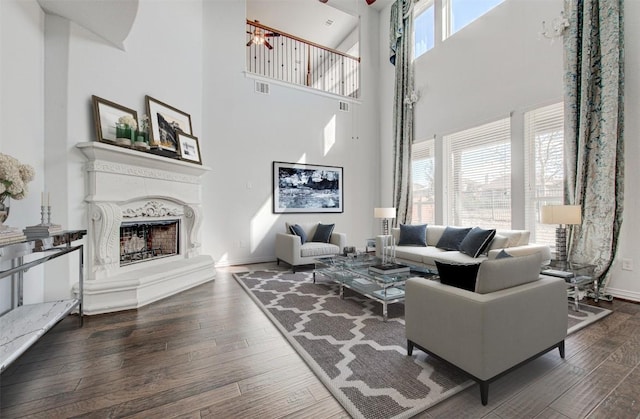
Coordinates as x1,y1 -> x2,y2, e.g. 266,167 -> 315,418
76,141 -> 215,315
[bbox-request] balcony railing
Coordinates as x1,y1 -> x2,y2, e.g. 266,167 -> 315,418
246,20 -> 360,99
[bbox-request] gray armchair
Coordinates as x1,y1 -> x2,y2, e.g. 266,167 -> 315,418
275,222 -> 346,273
405,253 -> 567,405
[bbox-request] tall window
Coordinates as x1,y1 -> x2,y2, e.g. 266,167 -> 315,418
444,118 -> 511,228
411,139 -> 435,224
414,0 -> 435,60
443,0 -> 504,40
524,103 -> 564,247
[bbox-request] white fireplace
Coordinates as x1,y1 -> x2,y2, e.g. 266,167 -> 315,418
77,142 -> 215,315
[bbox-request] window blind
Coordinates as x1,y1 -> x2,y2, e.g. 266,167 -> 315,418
443,117 -> 511,228
411,139 -> 435,224
524,102 -> 564,247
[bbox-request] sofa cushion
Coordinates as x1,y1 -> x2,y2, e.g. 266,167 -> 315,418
459,227 -> 496,258
289,224 -> 308,244
487,234 -> 510,251
422,250 -> 486,267
495,249 -> 513,259
311,223 -> 335,243
436,227 -> 472,251
426,225 -> 447,246
435,260 -> 481,292
394,246 -> 437,264
398,224 -> 427,246
474,252 -> 542,294
300,242 -> 340,258
494,230 -> 531,248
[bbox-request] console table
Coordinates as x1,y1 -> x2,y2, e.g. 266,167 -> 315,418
0,230 -> 86,372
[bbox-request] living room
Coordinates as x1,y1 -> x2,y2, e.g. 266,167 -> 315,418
1,0 -> 638,416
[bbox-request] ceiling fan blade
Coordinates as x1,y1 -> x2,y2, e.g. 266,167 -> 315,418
366,0 -> 376,4
265,33 -> 280,37
247,39 -> 254,47
319,0 -> 329,3
264,40 -> 273,50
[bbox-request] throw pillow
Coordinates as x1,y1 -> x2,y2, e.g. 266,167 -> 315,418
495,249 -> 513,259
289,224 -> 307,244
397,224 -> 427,246
435,260 -> 481,292
311,223 -> 335,243
435,226 -> 472,251
459,227 -> 496,258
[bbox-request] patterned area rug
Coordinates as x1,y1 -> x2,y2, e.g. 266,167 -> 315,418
234,270 -> 611,419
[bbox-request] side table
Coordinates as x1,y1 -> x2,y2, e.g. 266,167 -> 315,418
541,260 -> 597,312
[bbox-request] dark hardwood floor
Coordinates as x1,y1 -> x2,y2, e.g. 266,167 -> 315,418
1,263 -> 639,418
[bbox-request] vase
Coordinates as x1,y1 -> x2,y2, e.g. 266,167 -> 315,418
115,123 -> 134,147
0,196 -> 10,225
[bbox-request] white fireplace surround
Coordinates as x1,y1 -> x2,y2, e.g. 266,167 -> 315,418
77,142 -> 215,315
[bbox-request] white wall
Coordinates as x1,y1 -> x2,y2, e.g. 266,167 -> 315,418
202,0 -> 381,266
610,0 -> 640,301
379,0 -> 640,301
0,0 -> 46,311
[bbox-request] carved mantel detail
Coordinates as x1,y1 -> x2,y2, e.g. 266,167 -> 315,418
122,200 -> 183,218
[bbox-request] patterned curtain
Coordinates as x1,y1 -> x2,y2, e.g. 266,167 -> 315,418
390,0 -> 415,225
563,0 -> 624,284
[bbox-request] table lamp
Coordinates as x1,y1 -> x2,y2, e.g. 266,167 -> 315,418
541,205 -> 581,262
374,207 -> 396,236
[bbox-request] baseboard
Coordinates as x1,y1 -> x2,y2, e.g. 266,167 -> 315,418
214,255 -> 275,268
604,287 -> 640,303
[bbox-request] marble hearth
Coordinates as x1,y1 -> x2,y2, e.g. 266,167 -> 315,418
77,142 -> 215,315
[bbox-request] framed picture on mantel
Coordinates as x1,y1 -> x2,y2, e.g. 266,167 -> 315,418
273,161 -> 343,213
92,95 -> 138,144
145,95 -> 193,155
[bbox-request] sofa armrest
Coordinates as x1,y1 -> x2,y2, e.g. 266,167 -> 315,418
405,276 -> 567,380
329,232 -> 347,250
275,233 -> 302,265
488,244 -> 551,264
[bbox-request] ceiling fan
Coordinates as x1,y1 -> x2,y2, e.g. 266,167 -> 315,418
319,0 -> 377,5
246,21 -> 281,50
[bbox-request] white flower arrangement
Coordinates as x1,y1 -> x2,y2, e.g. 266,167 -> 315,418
0,153 -> 35,201
118,115 -> 138,130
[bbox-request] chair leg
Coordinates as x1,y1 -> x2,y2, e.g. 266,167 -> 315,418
558,340 -> 565,359
407,340 -> 414,356
277,258 -> 280,265
480,381 -> 489,406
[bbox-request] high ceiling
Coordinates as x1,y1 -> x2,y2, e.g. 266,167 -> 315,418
246,0 -> 393,52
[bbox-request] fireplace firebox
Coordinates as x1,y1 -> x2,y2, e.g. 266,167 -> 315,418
120,220 -> 180,266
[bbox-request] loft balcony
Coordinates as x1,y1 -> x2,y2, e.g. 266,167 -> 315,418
246,19 -> 360,99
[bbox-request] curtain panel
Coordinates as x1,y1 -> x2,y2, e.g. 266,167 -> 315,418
390,0 -> 415,226
563,0 -> 624,284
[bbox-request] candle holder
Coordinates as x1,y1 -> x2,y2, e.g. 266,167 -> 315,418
24,204 -> 63,239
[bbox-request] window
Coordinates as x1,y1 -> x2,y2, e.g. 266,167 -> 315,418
414,0 -> 435,60
444,118 -> 511,228
524,103 -> 564,248
443,0 -> 504,39
411,139 -> 435,224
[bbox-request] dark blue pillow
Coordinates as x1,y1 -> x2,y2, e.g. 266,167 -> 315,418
289,224 -> 307,244
311,223 -> 335,243
459,227 -> 496,258
435,260 -> 481,292
435,227 -> 472,251
495,249 -> 513,259
398,224 -> 427,246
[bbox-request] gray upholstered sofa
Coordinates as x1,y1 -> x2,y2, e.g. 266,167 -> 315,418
376,225 -> 551,268
405,253 -> 567,405
275,222 -> 346,272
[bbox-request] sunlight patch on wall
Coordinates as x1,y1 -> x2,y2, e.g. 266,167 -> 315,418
324,115 -> 336,156
251,196 -> 278,253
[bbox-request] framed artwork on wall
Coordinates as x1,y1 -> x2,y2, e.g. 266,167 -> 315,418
145,95 -> 193,153
273,161 -> 344,213
91,95 -> 138,144
177,132 -> 202,165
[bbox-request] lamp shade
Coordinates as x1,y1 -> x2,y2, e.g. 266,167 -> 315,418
541,205 -> 581,225
374,207 -> 396,219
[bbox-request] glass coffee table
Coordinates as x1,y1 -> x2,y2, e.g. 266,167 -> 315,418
313,254 -> 437,321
